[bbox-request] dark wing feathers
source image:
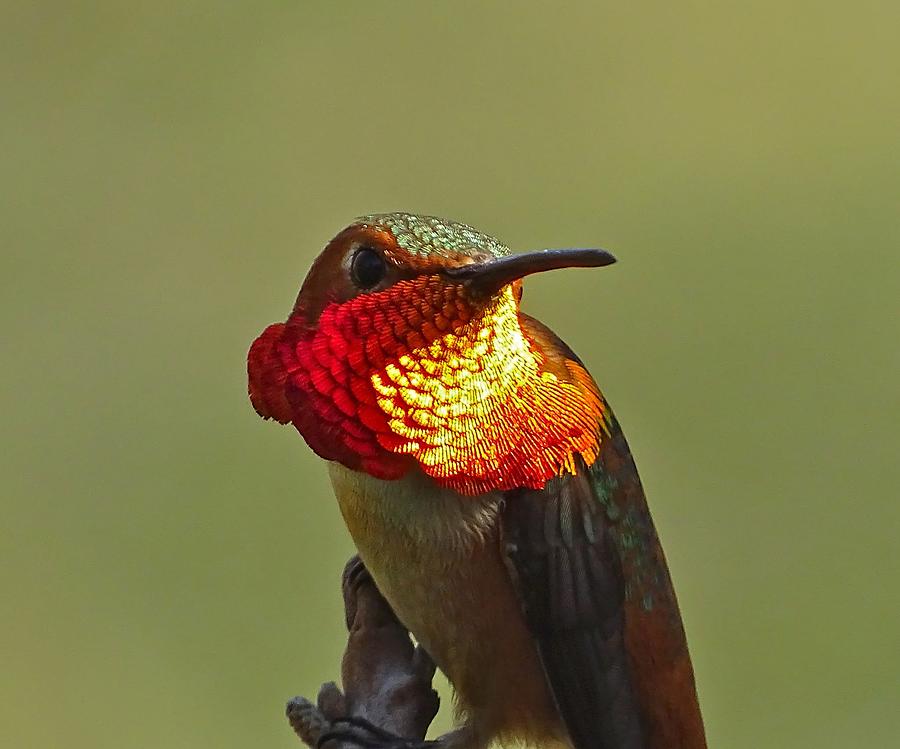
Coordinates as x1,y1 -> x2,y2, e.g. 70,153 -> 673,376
502,465 -> 647,749
505,316 -> 705,748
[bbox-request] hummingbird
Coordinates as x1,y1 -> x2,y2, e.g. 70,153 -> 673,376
248,213 -> 705,749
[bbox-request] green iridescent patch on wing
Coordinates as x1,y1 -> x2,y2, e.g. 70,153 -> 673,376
356,213 -> 511,260
589,439 -> 664,612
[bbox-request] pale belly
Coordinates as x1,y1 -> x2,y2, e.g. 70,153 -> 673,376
328,463 -> 566,748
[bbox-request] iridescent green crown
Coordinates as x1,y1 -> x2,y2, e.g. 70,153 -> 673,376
356,212 -> 511,260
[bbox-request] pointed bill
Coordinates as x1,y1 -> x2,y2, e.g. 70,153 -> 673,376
441,248 -> 616,295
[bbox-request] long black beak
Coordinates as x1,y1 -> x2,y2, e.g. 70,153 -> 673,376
442,248 -> 616,296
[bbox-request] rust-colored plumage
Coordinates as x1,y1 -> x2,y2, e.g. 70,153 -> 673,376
248,213 -> 705,749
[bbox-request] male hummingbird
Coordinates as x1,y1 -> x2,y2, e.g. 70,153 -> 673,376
248,214 -> 705,749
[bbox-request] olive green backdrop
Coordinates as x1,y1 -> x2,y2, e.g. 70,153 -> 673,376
2,3 -> 898,748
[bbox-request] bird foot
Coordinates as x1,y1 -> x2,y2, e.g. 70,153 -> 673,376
317,716 -> 438,749
286,557 -> 440,749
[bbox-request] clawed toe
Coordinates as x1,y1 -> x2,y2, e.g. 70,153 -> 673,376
317,716 -> 436,749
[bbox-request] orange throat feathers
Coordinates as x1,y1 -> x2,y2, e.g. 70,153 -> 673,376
249,280 -> 605,496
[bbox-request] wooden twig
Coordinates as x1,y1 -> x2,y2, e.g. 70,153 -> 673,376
286,556 -> 440,748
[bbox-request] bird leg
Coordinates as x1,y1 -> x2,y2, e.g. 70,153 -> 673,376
286,556 -> 442,749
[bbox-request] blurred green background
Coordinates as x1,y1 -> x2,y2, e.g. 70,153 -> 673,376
2,2 -> 898,748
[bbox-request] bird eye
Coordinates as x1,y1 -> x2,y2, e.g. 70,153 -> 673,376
350,246 -> 386,289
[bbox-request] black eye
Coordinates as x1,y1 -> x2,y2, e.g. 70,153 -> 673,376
350,246 -> 386,289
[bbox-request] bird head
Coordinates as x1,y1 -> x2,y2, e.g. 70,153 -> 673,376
248,213 -> 615,495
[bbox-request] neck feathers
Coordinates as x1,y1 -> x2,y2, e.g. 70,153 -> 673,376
249,279 -> 607,495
